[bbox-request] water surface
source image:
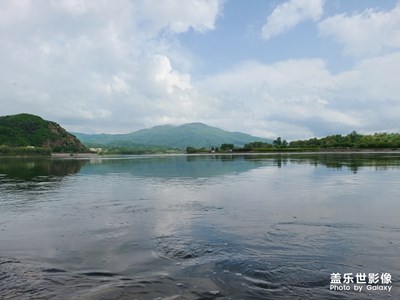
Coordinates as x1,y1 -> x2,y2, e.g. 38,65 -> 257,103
0,153 -> 399,299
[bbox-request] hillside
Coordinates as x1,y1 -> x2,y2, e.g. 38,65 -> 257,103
74,123 -> 272,149
0,113 -> 87,152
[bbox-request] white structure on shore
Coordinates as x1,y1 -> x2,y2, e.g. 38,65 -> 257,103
89,148 -> 102,153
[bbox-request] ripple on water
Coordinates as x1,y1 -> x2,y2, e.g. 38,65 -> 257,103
176,257 -> 389,300
154,235 -> 217,260
1,255 -> 397,299
0,257 -> 227,300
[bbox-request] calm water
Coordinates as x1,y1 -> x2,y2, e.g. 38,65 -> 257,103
0,153 -> 399,299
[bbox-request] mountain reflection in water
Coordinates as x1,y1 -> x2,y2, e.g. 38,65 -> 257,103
0,153 -> 399,299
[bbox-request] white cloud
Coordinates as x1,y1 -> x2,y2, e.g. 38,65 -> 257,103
51,0 -> 88,15
318,3 -> 400,57
262,0 -> 323,40
0,0 -> 223,133
329,51 -> 400,132
138,0 -> 223,34
0,0 -> 32,26
149,55 -> 192,94
198,52 -> 400,139
333,52 -> 400,101
105,74 -> 131,94
1,0 -> 399,140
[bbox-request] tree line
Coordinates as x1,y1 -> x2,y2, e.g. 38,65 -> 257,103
186,131 -> 400,153
289,131 -> 400,149
0,145 -> 52,156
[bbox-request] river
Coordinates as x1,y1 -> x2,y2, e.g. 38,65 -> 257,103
0,153 -> 399,299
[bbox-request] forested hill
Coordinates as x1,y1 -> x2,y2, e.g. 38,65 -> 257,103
74,122 -> 272,149
0,113 -> 87,152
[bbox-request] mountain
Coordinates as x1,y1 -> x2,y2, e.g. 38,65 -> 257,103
74,122 -> 272,149
0,113 -> 87,152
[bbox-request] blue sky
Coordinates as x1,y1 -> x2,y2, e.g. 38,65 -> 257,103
1,0 -> 400,140
180,0 -> 399,75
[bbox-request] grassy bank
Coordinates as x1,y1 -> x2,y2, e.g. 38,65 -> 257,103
0,146 -> 52,157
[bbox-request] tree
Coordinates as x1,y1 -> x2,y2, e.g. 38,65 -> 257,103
186,146 -> 197,153
273,137 -> 282,147
273,137 -> 287,147
244,141 -> 272,149
220,143 -> 234,151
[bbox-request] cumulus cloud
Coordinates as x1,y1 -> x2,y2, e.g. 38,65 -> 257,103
198,52 -> 400,139
262,0 -> 323,40
138,0 -> 223,34
198,59 -> 340,139
318,3 -> 400,57
148,55 -> 192,94
0,0 -> 223,133
1,0 -> 399,140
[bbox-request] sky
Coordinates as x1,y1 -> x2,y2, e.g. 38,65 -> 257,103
1,0 -> 400,140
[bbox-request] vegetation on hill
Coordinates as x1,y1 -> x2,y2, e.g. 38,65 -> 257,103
239,131 -> 400,152
186,131 -> 400,153
0,145 -> 52,156
98,145 -> 180,155
3,113 -> 398,156
289,131 -> 400,149
0,113 -> 87,154
74,122 -> 272,150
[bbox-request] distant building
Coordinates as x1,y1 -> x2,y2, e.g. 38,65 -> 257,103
89,148 -> 102,153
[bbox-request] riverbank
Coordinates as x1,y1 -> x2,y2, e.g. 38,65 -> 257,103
187,148 -> 400,155
51,149 -> 400,158
51,153 -> 99,159
0,145 -> 51,157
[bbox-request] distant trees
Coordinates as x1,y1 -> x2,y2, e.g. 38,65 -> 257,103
0,145 -> 51,156
220,143 -> 234,151
187,144 -> 234,153
186,146 -> 208,154
289,131 -> 400,149
273,137 -> 288,148
273,137 -> 281,147
184,131 -> 400,154
243,141 -> 272,151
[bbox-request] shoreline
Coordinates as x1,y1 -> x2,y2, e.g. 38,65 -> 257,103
51,153 -> 100,158
185,148 -> 400,155
1,149 -> 399,159
54,149 -> 400,158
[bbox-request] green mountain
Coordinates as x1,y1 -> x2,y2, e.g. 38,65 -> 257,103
0,113 -> 87,152
74,122 -> 272,149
